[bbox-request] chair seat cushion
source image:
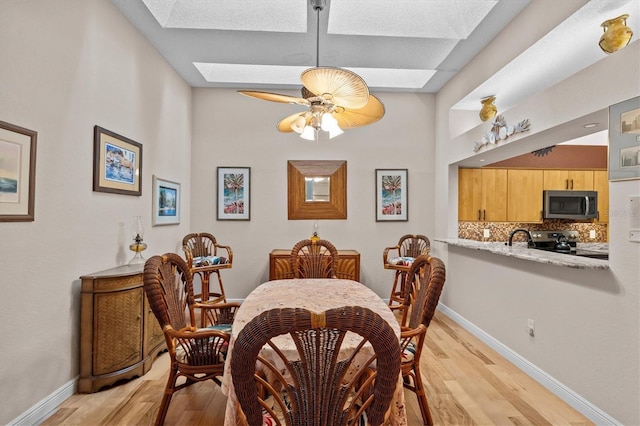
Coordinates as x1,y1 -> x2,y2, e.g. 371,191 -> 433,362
388,256 -> 415,266
206,323 -> 232,333
401,340 -> 417,363
193,256 -> 228,266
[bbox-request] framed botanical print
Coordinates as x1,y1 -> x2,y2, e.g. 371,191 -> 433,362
217,167 -> 250,220
376,169 -> 408,222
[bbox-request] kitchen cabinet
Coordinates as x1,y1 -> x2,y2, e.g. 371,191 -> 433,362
507,169 -> 544,222
543,170 -> 594,190
593,170 -> 609,224
269,249 -> 360,281
458,168 -> 507,221
79,264 -> 166,393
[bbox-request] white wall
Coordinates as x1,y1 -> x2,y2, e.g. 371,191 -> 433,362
434,1 -> 640,424
0,1 -> 192,423
190,89 -> 436,300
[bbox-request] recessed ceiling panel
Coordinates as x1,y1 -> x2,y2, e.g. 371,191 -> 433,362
328,0 -> 498,39
142,0 -> 308,32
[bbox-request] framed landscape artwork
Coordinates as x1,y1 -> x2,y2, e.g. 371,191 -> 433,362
376,169 -> 408,222
0,121 -> 37,222
217,167 -> 250,220
152,175 -> 180,226
93,125 -> 142,195
609,96 -> 640,181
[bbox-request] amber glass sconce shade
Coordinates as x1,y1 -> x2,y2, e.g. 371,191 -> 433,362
599,14 -> 633,54
479,96 -> 497,122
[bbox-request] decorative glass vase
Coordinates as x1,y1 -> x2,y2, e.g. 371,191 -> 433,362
599,14 -> 633,54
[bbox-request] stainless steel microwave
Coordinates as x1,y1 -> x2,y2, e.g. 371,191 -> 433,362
543,190 -> 598,219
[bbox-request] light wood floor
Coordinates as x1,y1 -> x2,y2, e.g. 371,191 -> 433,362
43,312 -> 593,425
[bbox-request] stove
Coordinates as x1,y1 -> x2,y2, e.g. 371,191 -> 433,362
529,230 -> 608,260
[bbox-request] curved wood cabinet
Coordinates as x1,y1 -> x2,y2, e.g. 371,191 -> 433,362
79,264 -> 166,393
269,249 -> 360,281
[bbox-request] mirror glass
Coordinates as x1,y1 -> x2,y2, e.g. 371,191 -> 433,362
288,160 -> 347,220
305,177 -> 330,202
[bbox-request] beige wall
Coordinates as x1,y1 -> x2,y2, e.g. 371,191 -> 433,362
190,89 -> 436,300
0,1 -> 192,423
434,1 -> 640,424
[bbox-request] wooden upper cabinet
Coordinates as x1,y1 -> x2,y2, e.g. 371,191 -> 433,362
458,168 -> 507,221
507,169 -> 543,222
543,170 -> 594,190
593,170 -> 609,224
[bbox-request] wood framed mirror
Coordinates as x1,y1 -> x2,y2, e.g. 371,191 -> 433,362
287,160 -> 347,220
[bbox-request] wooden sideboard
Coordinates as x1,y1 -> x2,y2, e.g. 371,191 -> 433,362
79,264 -> 166,393
269,249 -> 360,281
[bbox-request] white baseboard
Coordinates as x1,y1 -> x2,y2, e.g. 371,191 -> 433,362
9,376 -> 77,425
437,304 -> 621,426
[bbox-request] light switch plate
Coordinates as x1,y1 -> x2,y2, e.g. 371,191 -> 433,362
589,230 -> 596,239
483,229 -> 490,238
630,230 -> 640,243
630,196 -> 640,229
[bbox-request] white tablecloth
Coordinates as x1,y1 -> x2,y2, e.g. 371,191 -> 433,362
221,278 -> 407,426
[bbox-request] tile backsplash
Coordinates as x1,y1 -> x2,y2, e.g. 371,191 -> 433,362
458,221 -> 608,242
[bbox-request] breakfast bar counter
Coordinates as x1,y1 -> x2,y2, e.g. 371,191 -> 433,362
435,238 -> 610,270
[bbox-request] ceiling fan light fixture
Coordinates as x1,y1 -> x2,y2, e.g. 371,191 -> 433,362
300,126 -> 316,141
291,114 -> 308,133
237,0 -> 384,140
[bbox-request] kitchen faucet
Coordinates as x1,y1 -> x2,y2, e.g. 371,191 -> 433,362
507,228 -> 536,247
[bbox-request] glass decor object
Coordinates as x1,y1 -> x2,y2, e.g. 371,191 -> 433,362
479,96 -> 497,122
129,215 -> 147,265
310,221 -> 320,241
599,14 -> 633,54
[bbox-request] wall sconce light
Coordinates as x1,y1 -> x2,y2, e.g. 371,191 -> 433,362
479,96 -> 497,122
599,14 -> 633,54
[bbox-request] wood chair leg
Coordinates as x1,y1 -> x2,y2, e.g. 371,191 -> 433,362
155,368 -> 177,425
412,365 -> 434,426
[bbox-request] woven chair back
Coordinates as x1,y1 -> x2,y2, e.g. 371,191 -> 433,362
397,234 -> 430,258
144,253 -> 194,332
290,239 -> 339,278
405,255 -> 446,330
182,232 -> 219,258
231,306 -> 401,426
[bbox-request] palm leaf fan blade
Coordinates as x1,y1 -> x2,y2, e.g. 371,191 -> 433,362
333,94 -> 385,129
238,90 -> 310,106
301,67 -> 369,109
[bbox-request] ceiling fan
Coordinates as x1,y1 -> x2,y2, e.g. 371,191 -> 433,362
238,0 -> 385,140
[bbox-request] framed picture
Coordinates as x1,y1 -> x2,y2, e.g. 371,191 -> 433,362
0,121 -> 37,222
609,96 -> 640,181
93,125 -> 142,195
217,167 -> 250,220
152,175 -> 180,226
376,169 -> 408,222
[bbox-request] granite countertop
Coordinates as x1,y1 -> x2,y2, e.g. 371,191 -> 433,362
435,239 -> 610,270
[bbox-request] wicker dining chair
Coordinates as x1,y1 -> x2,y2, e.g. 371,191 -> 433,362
143,253 -> 232,426
383,234 -> 430,310
397,254 -> 446,426
231,306 -> 401,426
182,232 -> 233,305
290,238 -> 339,279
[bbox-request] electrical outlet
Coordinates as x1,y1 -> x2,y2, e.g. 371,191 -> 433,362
483,229 -> 490,238
589,230 -> 596,239
527,319 -> 535,337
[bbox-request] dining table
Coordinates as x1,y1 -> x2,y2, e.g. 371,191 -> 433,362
221,278 -> 407,426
